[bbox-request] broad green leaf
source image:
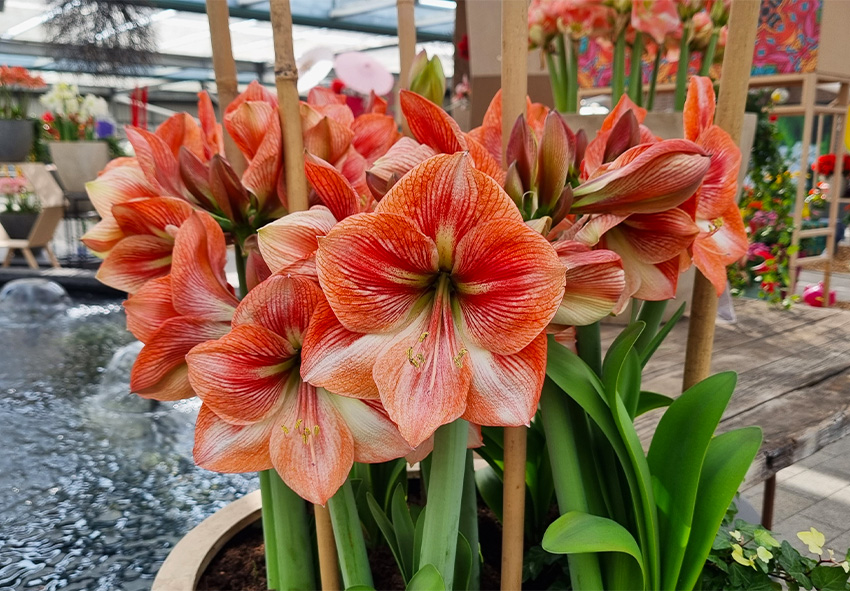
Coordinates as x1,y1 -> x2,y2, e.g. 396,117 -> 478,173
474,464 -> 504,523
635,391 -> 674,417
601,321 -> 645,406
345,586 -> 377,591
453,532 -> 473,591
753,529 -> 780,549
811,564 -> 850,590
647,371 -> 738,591
351,477 -> 379,548
619,348 -> 642,418
366,492 -> 406,581
677,427 -> 762,591
542,511 -> 644,576
380,459 -> 409,511
407,564 -> 446,591
640,301 -> 686,367
392,483 -> 416,580
413,506 -> 427,573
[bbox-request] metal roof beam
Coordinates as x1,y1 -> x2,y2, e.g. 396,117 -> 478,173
329,0 -> 396,19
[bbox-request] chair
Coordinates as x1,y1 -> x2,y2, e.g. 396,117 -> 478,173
1,206 -> 65,269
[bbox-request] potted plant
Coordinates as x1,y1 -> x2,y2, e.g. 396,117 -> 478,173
0,66 -> 46,162
41,83 -> 112,192
0,172 -> 41,239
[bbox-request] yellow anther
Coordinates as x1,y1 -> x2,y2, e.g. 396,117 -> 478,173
295,418 -> 303,430
281,425 -> 290,435
418,331 -> 429,342
313,425 -> 320,435
453,348 -> 468,368
407,347 -> 425,368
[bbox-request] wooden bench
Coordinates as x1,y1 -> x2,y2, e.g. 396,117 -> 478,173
602,298 -> 850,528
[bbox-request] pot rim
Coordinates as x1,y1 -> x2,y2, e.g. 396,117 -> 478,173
152,489 -> 261,591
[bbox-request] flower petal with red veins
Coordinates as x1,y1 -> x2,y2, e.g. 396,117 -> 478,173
337,147 -> 370,199
367,137 -> 437,198
316,212 -> 438,334
684,76 -> 716,142
352,113 -> 401,164
326,395 -> 411,463
123,275 -> 178,342
373,292 -> 472,447
304,154 -> 360,220
400,90 -> 468,154
198,91 -> 224,159
694,126 -> 741,219
187,324 -> 296,424
552,243 -> 625,326
258,207 -> 337,277
241,120 -> 283,214
270,381 -> 355,505
452,219 -> 565,355
615,209 -> 699,264
462,333 -> 546,427
126,126 -> 186,198
81,218 -> 124,257
308,86 -> 347,107
131,317 -> 230,400
171,212 -> 239,320
376,154 -> 522,262
112,197 -> 194,239
85,161 -> 158,220
194,404 -> 274,473
300,300 -> 385,400
467,134 -> 506,185
96,235 -> 175,293
693,202 -> 747,295
233,275 -> 324,346
225,101 -> 276,159
303,114 -> 354,164
156,112 -> 204,159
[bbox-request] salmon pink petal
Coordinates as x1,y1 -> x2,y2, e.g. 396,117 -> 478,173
373,292 -> 472,447
376,153 -> 522,260
400,90 -> 468,154
571,213 -> 627,247
226,80 -> 277,114
85,161 -> 158,221
258,207 -> 337,276
81,218 -> 124,257
308,86 -> 347,107
316,212 -> 438,333
171,212 -> 238,320
126,126 -> 186,198
303,114 -> 354,164
548,325 -> 577,353
631,257 -> 680,302
462,333 -> 546,427
224,101 -> 276,159
198,91 -> 224,159
112,197 -> 194,239
326,395 -> 411,463
452,218 -> 565,355
552,242 -> 625,326
187,324 -> 296,424
241,119 -> 283,213
123,275 -> 178,342
156,112 -> 204,159
304,154 -> 360,220
684,76 -> 716,142
601,94 -> 647,133
693,201 -> 747,295
270,382 -> 355,505
232,275 -> 324,345
467,93 -> 503,163
352,113 -> 401,164
300,300 -> 384,400
131,317 -> 230,400
694,126 -> 741,219
366,137 -> 437,199
194,404 -> 274,473
95,235 -> 175,293
467,134 -> 506,185
616,209 -> 699,264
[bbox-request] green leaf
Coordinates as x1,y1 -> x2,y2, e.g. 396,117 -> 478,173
677,427 -> 763,591
754,529 -> 780,549
640,301 -> 686,367
619,348 -> 642,418
413,506 -> 427,574
473,464 -> 504,523
647,371 -> 738,591
366,492 -> 406,581
407,564 -> 446,591
635,391 -> 674,417
345,586 -> 377,591
453,532 -> 473,591
542,511 -> 644,574
392,483 -> 416,580
810,565 -> 849,590
601,321 -> 644,406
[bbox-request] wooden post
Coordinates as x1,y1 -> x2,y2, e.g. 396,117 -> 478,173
823,82 -> 850,305
788,75 -> 817,295
396,0 -> 416,132
204,0 -> 247,176
682,0 -> 760,391
500,2 -> 528,590
269,0 -> 309,214
314,504 -> 341,590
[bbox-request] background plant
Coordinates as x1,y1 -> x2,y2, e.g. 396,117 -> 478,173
0,175 -> 40,214
40,83 -> 109,141
0,65 -> 46,120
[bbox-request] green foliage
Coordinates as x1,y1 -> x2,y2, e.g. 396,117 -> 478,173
702,501 -> 850,590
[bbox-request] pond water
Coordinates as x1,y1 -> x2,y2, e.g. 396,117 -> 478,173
0,281 -> 258,591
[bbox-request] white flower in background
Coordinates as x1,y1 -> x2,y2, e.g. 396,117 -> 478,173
80,94 -> 108,119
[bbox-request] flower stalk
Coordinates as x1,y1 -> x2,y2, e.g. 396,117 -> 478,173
328,479 -> 373,589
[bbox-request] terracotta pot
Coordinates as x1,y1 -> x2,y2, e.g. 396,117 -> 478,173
152,490 -> 261,591
0,212 -> 38,239
0,120 -> 34,163
48,141 -> 111,192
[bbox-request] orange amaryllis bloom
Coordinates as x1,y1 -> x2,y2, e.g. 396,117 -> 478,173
302,153 -> 566,447
683,76 -> 746,294
468,89 -> 550,165
124,212 -> 238,400
551,240 -> 626,326
582,94 -> 655,177
187,274 -> 411,505
94,196 -> 194,293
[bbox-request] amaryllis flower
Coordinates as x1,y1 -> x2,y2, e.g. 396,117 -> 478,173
632,0 -> 681,45
468,89 -> 550,166
682,76 -> 746,294
301,153 -> 566,447
124,212 -> 238,400
187,274 -> 411,505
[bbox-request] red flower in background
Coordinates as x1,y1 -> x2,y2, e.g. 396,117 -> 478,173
457,35 -> 470,61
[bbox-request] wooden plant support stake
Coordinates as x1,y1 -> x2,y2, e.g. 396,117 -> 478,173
500,2 -> 528,590
682,0 -> 760,391
269,0 -> 309,214
396,0 -> 416,132
314,504 -> 341,590
204,0 -> 247,176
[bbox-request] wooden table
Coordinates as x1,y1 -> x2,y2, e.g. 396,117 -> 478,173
601,298 -> 850,528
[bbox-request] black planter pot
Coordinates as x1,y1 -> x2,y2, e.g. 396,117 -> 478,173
0,212 -> 38,239
0,120 -> 35,162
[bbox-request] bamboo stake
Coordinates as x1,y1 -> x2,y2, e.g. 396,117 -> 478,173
204,0 -> 247,176
315,504 -> 341,590
269,0 -> 309,214
396,0 -> 416,132
500,2 -> 528,590
682,0 -> 760,391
